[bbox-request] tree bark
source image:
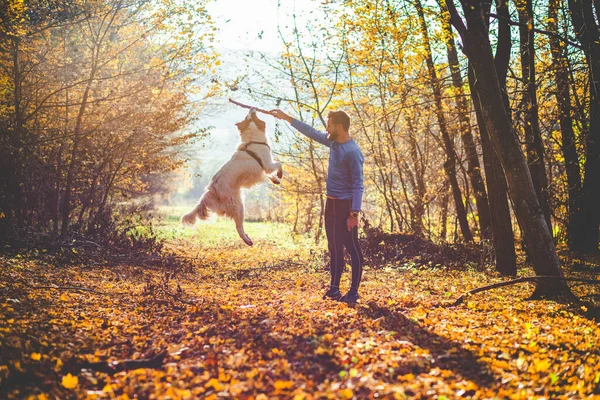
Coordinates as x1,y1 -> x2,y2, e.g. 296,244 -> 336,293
439,183 -> 450,242
445,0 -> 569,296
416,0 -> 473,242
5,37 -> 26,233
469,66 -> 517,275
547,0 -> 583,249
438,1 -> 491,240
567,0 -> 600,253
517,0 -> 553,234
406,119 -> 426,236
61,63 -> 95,236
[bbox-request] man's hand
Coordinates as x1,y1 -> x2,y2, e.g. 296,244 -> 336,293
269,109 -> 293,122
347,215 -> 358,231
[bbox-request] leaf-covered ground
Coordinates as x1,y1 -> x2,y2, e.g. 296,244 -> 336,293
1,215 -> 600,399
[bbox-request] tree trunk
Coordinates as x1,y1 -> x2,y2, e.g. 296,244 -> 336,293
7,37 -> 25,231
567,0 -> 600,253
445,0 -> 569,296
416,0 -> 473,242
547,0 -> 583,249
438,2 -> 491,240
61,71 -> 94,236
440,183 -> 450,242
469,65 -> 517,275
517,0 -> 553,234
406,119 -> 426,236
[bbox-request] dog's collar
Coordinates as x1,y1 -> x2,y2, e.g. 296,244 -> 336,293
239,141 -> 270,170
239,141 -> 270,151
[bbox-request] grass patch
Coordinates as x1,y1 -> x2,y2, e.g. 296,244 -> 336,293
153,206 -> 310,250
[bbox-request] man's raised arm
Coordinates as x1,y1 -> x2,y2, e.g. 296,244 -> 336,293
270,109 -> 331,147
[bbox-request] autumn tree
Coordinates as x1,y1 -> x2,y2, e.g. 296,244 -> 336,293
546,0 -> 582,249
415,0 -> 473,242
457,0 -> 517,275
515,0 -> 553,233
436,0 -> 492,240
243,0 -> 594,262
566,0 -> 600,252
0,0 -> 219,241
445,0 -> 569,295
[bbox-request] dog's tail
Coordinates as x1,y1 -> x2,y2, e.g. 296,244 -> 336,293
181,197 -> 210,225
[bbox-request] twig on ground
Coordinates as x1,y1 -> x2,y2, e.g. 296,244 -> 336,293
449,276 -> 600,306
171,294 -> 200,305
79,350 -> 168,374
23,284 -> 121,296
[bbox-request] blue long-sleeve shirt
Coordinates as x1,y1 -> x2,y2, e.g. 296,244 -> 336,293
291,119 -> 364,211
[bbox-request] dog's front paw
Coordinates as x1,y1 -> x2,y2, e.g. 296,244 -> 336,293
269,176 -> 281,185
243,235 -> 253,246
277,167 -> 283,179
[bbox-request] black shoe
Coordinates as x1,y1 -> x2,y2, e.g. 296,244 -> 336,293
340,291 -> 359,304
323,288 -> 342,300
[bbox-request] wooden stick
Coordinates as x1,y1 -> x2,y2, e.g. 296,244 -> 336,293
449,276 -> 600,306
228,98 -> 272,114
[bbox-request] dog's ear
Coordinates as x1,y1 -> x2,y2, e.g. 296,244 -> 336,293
236,119 -> 251,132
251,112 -> 266,131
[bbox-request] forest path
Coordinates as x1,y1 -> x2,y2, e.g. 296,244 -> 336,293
1,228 -> 599,398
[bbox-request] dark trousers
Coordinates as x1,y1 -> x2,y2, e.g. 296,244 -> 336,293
325,198 -> 363,292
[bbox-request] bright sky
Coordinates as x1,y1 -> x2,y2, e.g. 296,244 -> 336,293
181,0 -> 327,200
206,0 -> 323,52
193,1 -> 326,153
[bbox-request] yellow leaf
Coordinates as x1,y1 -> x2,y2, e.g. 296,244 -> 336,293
534,359 -> 550,373
274,380 -> 294,390
399,373 -> 414,381
315,346 -> 333,355
61,373 -> 78,389
30,353 -> 41,361
218,370 -> 231,382
13,361 -> 24,372
205,378 -> 225,391
340,388 -> 353,399
60,293 -> 70,302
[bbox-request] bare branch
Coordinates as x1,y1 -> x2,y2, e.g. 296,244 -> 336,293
449,276 -> 600,306
488,12 -> 582,49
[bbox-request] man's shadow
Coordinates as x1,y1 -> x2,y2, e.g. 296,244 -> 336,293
359,302 -> 495,388
226,303 -> 496,393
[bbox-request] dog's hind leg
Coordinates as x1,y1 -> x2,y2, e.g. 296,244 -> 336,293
228,195 -> 253,246
181,192 -> 212,225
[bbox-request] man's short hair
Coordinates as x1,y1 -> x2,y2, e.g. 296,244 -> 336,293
327,110 -> 350,131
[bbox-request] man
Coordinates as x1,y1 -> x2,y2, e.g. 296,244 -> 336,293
270,109 -> 365,303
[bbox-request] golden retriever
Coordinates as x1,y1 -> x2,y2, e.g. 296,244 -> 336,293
181,109 -> 282,246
